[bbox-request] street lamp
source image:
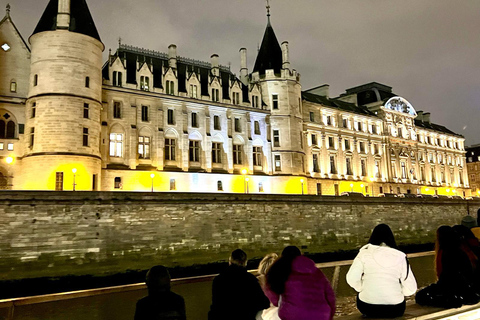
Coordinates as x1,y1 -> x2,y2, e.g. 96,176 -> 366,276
350,183 -> 354,192
72,168 -> 77,191
5,156 -> 14,165
245,177 -> 250,194
300,179 -> 304,195
361,184 -> 365,195
150,173 -> 155,192
241,168 -> 248,194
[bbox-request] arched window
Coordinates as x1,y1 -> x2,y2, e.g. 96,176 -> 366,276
0,121 -> 5,139
6,121 -> 15,139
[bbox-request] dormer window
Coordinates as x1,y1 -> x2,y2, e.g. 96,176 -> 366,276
113,71 -> 122,87
232,92 -> 240,105
166,80 -> 175,95
140,76 -> 150,91
190,84 -> 198,98
252,95 -> 259,108
212,88 -> 220,102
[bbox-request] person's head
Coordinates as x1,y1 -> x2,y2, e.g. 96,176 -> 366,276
461,215 -> 477,229
146,265 -> 171,294
368,224 -> 398,249
477,208 -> 480,227
258,253 -> 278,276
266,246 -> 302,295
229,249 -> 248,267
435,225 -> 461,277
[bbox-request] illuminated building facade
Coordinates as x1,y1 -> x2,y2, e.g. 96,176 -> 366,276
466,145 -> 480,196
0,1 -> 470,195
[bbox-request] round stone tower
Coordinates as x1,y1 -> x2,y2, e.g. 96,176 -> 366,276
21,0 -> 104,190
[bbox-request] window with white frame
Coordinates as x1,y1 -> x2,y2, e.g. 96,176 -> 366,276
190,84 -> 198,98
112,71 -> 122,87
212,143 -> 222,164
233,144 -> 243,165
273,130 -> 280,147
165,139 -> 176,161
140,76 -> 150,91
275,155 -> 281,171
253,147 -> 262,166
189,140 -> 200,162
212,88 -> 219,102
138,136 -> 150,159
232,92 -> 240,105
166,80 -> 175,95
109,133 -> 123,157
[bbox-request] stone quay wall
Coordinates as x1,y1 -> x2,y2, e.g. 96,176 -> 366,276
0,191 -> 478,280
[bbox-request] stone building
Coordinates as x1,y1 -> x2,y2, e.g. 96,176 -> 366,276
0,1 -> 470,196
466,145 -> 480,196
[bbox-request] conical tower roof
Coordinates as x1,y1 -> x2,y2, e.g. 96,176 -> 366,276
32,0 -> 101,42
253,18 -> 283,76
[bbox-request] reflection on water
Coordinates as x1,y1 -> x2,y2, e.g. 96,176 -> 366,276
4,255 -> 435,320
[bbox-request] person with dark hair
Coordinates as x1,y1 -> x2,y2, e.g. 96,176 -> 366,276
208,249 -> 270,320
453,225 -> 480,292
416,226 -> 479,308
347,224 -> 417,318
134,265 -> 186,320
471,209 -> 480,240
264,246 -> 335,320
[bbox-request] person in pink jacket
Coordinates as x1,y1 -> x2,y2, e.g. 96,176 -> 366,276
264,246 -> 336,320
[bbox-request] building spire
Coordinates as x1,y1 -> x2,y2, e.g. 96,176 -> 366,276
6,3 -> 10,17
266,0 -> 271,25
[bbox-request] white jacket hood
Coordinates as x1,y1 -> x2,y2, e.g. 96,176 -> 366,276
360,243 -> 405,269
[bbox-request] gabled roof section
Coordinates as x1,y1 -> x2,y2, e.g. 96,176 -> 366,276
302,91 -> 377,117
32,0 -> 101,42
414,120 -> 463,137
0,4 -> 30,52
253,20 -> 283,75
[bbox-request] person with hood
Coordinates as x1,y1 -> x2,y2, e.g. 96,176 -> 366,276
346,224 -> 417,318
264,246 -> 335,320
134,265 -> 186,320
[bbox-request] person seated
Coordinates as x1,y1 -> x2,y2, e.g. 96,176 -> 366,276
346,224 -> 417,318
256,253 -> 279,320
134,265 -> 186,320
452,225 -> 480,293
264,246 -> 335,320
416,226 -> 479,308
208,249 -> 270,320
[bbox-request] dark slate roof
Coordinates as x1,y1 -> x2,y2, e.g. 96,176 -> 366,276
414,119 -> 463,137
253,21 -> 283,75
103,44 -> 239,97
32,0 -> 101,42
302,91 -> 377,117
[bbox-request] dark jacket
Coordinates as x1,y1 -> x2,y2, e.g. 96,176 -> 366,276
208,264 -> 270,320
134,291 -> 186,320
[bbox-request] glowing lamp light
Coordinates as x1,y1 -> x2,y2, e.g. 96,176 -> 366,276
150,173 -> 155,179
425,188 -> 429,191
245,177 -> 250,182
453,189 -> 457,193
360,184 -> 364,188
72,168 -> 77,174
241,168 -> 247,175
5,156 -> 14,164
370,177 -> 375,182
446,189 -> 450,193
300,179 -> 304,183
350,184 -> 354,187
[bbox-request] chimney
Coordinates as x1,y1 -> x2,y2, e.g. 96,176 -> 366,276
211,54 -> 220,77
239,48 -> 249,85
281,41 -> 290,70
57,0 -> 71,30
168,44 -> 177,69
423,112 -> 431,124
416,110 -> 423,122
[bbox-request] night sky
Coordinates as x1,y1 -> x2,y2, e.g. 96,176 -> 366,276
4,0 -> 480,145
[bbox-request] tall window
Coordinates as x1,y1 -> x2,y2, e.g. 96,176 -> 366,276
357,122 -> 362,131
391,162 -> 397,178
113,102 -> 121,119
311,134 -> 317,146
83,128 -> 89,147
112,72 -> 122,87
55,172 -> 64,191
0,120 -> 15,139
191,112 -> 198,128
343,118 -> 348,128
431,167 -> 436,182
372,125 -> 377,134
234,118 -> 241,133
401,162 -> 407,179
212,143 -> 222,163
310,112 -> 315,122
375,161 -> 380,177
30,127 -> 35,148
83,103 -> 89,119
109,133 -> 123,157
330,156 -> 337,174
165,139 -> 176,161
138,136 -> 150,159
275,155 -> 281,171
253,147 -> 262,166
214,115 -> 221,130
346,158 -> 352,175
252,96 -> 259,108
166,80 -> 174,95
189,140 -> 200,162
361,159 -> 367,176
313,154 -> 319,173
141,106 -> 149,122
217,181 -> 223,191
421,167 -> 425,181
140,76 -> 150,91
232,92 -> 240,105
326,115 -> 332,126
212,88 -> 219,102
32,103 -> 36,118
460,171 -> 464,184
254,121 -> 260,135
85,77 -> 90,88
374,144 -> 379,154
344,139 -> 350,151
190,84 -> 198,98
170,179 -> 176,190
167,109 -> 175,125
114,177 -> 122,189
272,94 -> 279,110
233,145 -> 243,165
33,74 -> 38,87
273,130 -> 280,147
328,137 -> 334,149
10,81 -> 16,92
359,141 -> 365,153
398,127 -> 403,138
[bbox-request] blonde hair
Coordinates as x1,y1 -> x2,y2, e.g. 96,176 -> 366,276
258,253 -> 278,276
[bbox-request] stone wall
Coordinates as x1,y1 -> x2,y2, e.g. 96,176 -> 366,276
0,191 -> 478,280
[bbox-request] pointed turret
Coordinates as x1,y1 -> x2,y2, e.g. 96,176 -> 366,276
252,2 -> 282,75
32,0 -> 101,42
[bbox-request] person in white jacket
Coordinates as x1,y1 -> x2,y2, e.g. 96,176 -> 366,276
346,224 -> 417,318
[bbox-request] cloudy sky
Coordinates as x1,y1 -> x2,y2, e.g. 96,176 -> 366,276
5,0 -> 480,145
